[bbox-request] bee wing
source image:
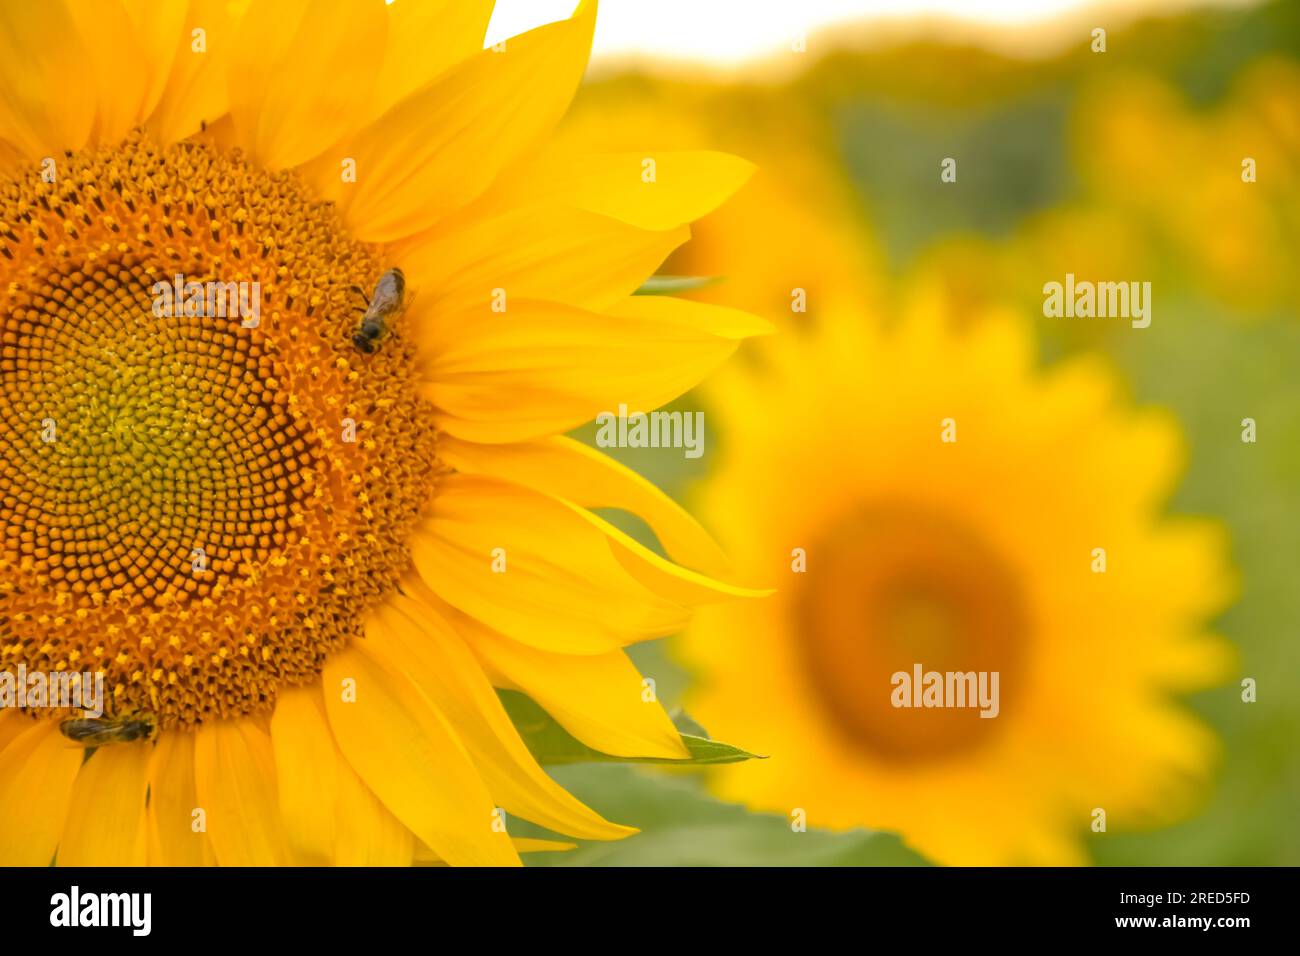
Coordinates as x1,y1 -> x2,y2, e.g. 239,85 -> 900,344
58,725 -> 103,746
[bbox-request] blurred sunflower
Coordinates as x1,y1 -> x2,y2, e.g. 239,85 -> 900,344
1073,61 -> 1300,313
898,204 -> 1151,352
681,299 -> 1236,865
0,0 -> 767,866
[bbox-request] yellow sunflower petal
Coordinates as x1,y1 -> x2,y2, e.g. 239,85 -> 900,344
414,836 -> 576,863
368,0 -> 495,121
333,752 -> 415,866
411,473 -> 689,654
120,0 -> 188,121
608,293 -> 776,338
395,203 -> 688,314
193,717 -> 288,866
421,298 -> 758,444
562,498 -> 772,605
0,137 -> 22,175
314,0 -> 596,242
145,0 -> 241,145
453,605 -> 690,760
0,721 -> 83,866
0,1 -> 95,157
0,710 -> 27,754
67,0 -> 152,146
366,591 -> 635,841
322,644 -> 520,867
438,434 -> 731,575
228,0 -> 388,170
147,731 -> 215,866
494,148 -> 757,231
56,742 -> 151,866
269,686 -> 338,866
268,685 -> 417,867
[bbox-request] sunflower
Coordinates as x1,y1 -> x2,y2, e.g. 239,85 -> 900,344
0,0 -> 768,866
679,299 -> 1236,866
1072,62 -> 1300,314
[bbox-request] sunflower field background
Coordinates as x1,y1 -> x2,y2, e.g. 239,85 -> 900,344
509,0 -> 1300,866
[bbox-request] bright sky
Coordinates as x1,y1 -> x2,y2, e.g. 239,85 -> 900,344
485,0 -> 1249,68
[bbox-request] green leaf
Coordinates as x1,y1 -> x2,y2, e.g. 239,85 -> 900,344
501,690 -> 760,766
667,706 -> 710,740
516,765 -> 932,867
633,275 -> 721,296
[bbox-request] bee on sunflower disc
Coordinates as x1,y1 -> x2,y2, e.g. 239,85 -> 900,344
352,267 -> 407,354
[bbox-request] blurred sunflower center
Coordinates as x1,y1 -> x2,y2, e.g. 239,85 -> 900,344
0,132 -> 438,729
793,503 -> 1029,762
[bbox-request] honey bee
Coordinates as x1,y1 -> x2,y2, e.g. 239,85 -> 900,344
351,267 -> 406,354
59,712 -> 157,747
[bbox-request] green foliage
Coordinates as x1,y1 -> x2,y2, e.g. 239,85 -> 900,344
1091,298 -> 1300,866
520,765 -> 930,867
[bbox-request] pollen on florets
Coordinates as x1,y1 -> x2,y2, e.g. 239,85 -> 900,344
0,131 -> 440,728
